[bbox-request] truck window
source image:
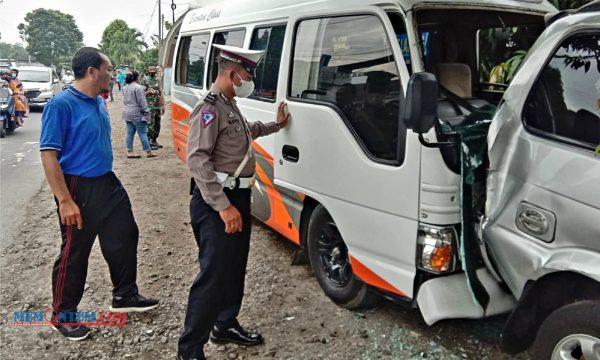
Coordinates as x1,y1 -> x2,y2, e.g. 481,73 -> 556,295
207,29 -> 246,86
175,33 -> 210,88
249,25 -> 286,101
523,32 -> 600,149
290,15 -> 405,164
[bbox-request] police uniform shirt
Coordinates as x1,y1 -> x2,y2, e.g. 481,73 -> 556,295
187,85 -> 279,212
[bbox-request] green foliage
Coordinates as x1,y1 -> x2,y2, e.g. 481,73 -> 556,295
137,47 -> 159,71
479,26 -> 542,85
99,20 -> 147,67
18,8 -> 84,67
99,19 -> 129,52
0,42 -> 29,59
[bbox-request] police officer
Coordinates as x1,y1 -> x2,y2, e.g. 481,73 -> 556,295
141,64 -> 165,149
177,44 -> 290,360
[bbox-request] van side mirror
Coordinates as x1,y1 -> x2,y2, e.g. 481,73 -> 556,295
403,72 -> 438,134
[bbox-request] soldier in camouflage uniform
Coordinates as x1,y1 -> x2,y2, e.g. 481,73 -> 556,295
141,65 -> 165,149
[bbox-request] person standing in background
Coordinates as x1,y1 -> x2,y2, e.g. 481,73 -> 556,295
141,65 -> 165,150
10,69 -> 27,126
117,70 -> 125,92
122,70 -> 157,159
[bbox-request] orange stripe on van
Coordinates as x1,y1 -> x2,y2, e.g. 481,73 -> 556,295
255,161 -> 300,244
350,256 -> 408,298
253,142 -> 305,200
252,142 -> 274,167
171,103 -> 191,162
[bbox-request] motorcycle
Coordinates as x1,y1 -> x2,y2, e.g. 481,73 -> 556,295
0,87 -> 16,138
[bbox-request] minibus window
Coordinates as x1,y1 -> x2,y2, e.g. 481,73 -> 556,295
207,29 -> 246,86
175,34 -> 210,88
175,37 -> 191,85
249,25 -> 286,101
523,32 -> 600,150
290,15 -> 405,163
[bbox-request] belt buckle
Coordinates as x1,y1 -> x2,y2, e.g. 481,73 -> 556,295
228,177 -> 239,190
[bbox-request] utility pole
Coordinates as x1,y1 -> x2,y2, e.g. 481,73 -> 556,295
171,0 -> 176,25
158,0 -> 162,66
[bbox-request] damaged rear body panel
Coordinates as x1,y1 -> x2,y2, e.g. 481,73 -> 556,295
484,12 -> 600,299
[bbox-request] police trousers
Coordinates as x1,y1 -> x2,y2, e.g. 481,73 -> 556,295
52,172 -> 139,313
178,186 -> 252,357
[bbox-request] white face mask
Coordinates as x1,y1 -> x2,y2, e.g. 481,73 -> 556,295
233,72 -> 255,98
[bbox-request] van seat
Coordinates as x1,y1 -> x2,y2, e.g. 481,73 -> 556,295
436,63 -> 472,98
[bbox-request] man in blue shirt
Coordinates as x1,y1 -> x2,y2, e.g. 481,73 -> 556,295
40,47 -> 159,341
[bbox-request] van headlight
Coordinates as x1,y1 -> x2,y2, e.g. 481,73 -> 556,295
41,87 -> 53,93
416,224 -> 458,274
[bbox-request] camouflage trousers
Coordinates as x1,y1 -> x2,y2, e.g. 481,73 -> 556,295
147,110 -> 161,142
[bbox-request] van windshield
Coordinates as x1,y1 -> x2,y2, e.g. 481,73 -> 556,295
19,70 -> 50,83
414,9 -> 545,105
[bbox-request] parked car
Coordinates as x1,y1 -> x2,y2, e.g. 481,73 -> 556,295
18,66 -> 62,109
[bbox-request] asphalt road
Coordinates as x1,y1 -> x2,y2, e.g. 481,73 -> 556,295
0,109 -> 45,249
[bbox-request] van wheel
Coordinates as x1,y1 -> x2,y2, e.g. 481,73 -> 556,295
307,205 -> 377,309
532,300 -> 600,360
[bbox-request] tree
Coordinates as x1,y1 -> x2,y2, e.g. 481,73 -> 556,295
99,19 -> 129,52
0,42 -> 29,59
99,20 -> 147,67
134,35 -> 160,71
18,9 -> 84,67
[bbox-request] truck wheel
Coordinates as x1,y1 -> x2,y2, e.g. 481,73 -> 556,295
307,205 -> 377,309
532,300 -> 600,360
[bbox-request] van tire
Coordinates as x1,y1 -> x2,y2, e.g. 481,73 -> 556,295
307,205 -> 377,309
531,300 -> 600,360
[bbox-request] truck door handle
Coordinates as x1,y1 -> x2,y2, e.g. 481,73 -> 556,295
282,145 -> 299,163
518,210 -> 549,235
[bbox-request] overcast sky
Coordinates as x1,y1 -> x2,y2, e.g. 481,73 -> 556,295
0,0 -> 192,48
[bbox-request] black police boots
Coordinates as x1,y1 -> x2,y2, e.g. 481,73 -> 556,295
209,321 -> 263,346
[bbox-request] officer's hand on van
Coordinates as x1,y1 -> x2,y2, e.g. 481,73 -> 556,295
59,199 -> 83,230
220,205 -> 243,234
277,101 -> 290,129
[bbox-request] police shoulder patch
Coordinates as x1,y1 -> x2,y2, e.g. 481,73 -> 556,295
201,110 -> 216,128
204,92 -> 217,104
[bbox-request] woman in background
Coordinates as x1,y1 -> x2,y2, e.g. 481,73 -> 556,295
122,70 -> 157,158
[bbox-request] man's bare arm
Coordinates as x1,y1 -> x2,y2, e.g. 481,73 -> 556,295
40,150 -> 83,229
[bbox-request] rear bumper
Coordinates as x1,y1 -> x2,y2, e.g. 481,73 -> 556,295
416,267 -> 516,325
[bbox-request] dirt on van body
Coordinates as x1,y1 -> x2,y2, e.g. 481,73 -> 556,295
0,93 -> 530,359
